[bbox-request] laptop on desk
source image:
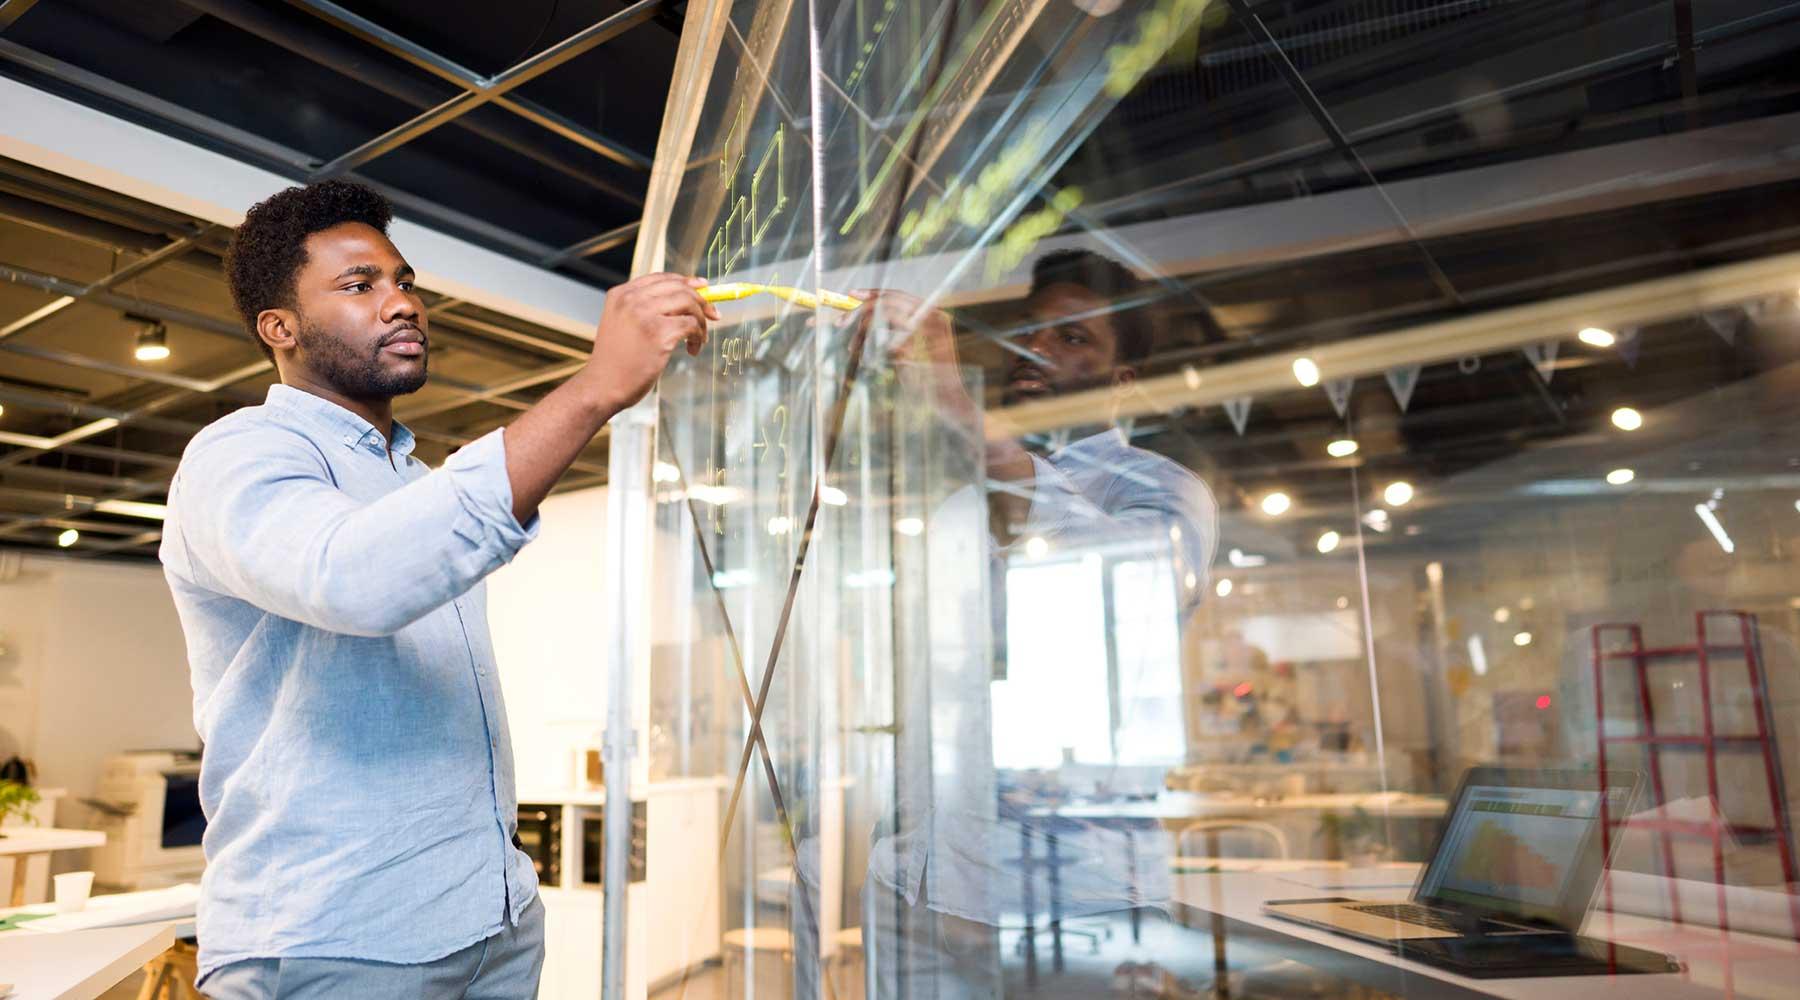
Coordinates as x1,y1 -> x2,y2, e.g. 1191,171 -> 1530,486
1264,766 -> 1677,977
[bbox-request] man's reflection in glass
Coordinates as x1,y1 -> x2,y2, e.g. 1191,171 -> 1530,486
842,250 -> 1218,998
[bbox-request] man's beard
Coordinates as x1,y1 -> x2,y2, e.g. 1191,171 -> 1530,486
295,315 -> 428,398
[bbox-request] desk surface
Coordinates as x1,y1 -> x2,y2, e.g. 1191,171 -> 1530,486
0,829 -> 105,857
0,923 -> 173,1000
1173,867 -> 1800,999
1037,791 -> 1448,822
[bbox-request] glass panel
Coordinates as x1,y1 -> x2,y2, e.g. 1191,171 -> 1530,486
622,2 -> 1800,998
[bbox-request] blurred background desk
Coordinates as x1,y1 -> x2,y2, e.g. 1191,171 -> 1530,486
1,828 -> 105,906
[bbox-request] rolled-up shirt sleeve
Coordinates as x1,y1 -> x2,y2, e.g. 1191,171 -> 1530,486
164,423 -> 538,637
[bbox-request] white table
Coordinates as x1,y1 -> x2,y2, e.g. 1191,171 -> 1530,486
0,923 -> 174,1000
0,830 -> 105,907
1172,866 -> 1800,999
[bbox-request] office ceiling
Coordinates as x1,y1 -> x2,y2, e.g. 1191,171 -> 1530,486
0,0 -> 1797,562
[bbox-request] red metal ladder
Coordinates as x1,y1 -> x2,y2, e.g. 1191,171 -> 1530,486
1590,610 -> 1797,935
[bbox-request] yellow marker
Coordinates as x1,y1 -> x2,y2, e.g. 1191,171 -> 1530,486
699,282 -> 862,312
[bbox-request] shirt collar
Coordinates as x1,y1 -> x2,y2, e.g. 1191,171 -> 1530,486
264,383 -> 417,458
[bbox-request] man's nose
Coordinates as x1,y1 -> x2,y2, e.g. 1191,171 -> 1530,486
381,285 -> 420,324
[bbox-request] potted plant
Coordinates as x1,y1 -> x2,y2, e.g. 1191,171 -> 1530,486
0,780 -> 39,835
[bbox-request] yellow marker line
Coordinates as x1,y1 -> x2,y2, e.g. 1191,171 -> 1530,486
699,282 -> 863,312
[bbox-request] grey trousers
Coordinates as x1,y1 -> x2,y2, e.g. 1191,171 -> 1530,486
201,898 -> 545,1000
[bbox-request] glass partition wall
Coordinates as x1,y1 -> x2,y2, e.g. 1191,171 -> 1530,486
608,2 -> 1800,997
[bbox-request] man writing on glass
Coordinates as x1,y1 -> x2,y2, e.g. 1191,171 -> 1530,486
161,180 -> 716,999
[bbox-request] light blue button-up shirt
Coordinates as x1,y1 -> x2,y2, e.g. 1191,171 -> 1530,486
159,383 -> 541,982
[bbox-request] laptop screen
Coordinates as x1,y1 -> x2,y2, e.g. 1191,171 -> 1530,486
1415,782 -> 1612,926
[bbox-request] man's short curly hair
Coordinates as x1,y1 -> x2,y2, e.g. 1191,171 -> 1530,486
1028,249 -> 1154,366
224,180 -> 394,361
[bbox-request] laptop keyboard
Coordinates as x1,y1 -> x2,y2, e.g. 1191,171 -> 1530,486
1348,903 -> 1463,932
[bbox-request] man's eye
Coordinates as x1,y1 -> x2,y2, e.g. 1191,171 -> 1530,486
398,281 -> 414,292
346,282 -> 371,293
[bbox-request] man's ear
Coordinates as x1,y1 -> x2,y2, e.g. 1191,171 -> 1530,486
256,308 -> 299,357
1112,365 -> 1138,389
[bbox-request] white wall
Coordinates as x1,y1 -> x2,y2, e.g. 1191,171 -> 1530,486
0,554 -> 197,821
488,486 -> 652,792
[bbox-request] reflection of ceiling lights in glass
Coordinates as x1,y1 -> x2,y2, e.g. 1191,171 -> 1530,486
1611,406 -> 1643,431
1326,438 -> 1358,458
1292,357 -> 1320,387
1316,530 -> 1340,554
1215,577 -> 1233,597
1362,508 -> 1390,532
1260,492 -> 1292,516
1605,468 -> 1635,485
1383,481 -> 1414,506
1694,504 -> 1734,554
57,528 -> 79,548
766,516 -> 792,536
1227,548 -> 1267,567
895,517 -> 924,537
1494,607 -> 1511,623
1578,327 -> 1616,347
820,485 -> 848,506
1182,365 -> 1201,390
1184,572 -> 1198,590
1024,536 -> 1049,559
1513,631 -> 1533,647
651,461 -> 681,483
95,500 -> 167,520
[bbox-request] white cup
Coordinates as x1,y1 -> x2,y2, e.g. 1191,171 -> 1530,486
53,871 -> 94,914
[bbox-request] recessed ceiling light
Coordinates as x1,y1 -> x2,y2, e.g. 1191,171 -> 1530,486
895,517 -> 924,537
94,500 -> 167,520
1611,407 -> 1643,431
1024,536 -> 1049,558
1215,577 -> 1233,598
766,516 -> 792,536
1316,530 -> 1340,554
1182,365 -> 1201,390
1383,481 -> 1414,506
819,485 -> 848,506
1606,468 -> 1635,485
1327,438 -> 1359,458
1578,327 -> 1616,347
1494,607 -> 1511,623
1513,631 -> 1533,647
1184,572 -> 1198,590
1363,508 -> 1391,532
1292,357 -> 1320,387
57,528 -> 79,548
651,461 -> 681,483
1260,492 -> 1292,516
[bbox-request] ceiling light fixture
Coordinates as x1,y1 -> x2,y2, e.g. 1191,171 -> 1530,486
1578,327 -> 1616,347
819,485 -> 849,506
1326,438 -> 1359,458
1606,468 -> 1635,486
1513,631 -> 1533,647
57,528 -> 79,548
1215,577 -> 1233,598
1383,481 -> 1415,506
1694,503 -> 1735,554
133,320 -> 170,362
895,517 -> 924,537
1260,492 -> 1292,516
1611,406 -> 1643,431
1024,536 -> 1049,559
651,461 -> 681,483
1362,508 -> 1391,532
1493,607 -> 1511,623
94,500 -> 168,520
1292,357 -> 1320,387
1316,530 -> 1340,554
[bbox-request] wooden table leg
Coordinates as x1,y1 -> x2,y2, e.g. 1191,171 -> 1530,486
7,851 -> 38,907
